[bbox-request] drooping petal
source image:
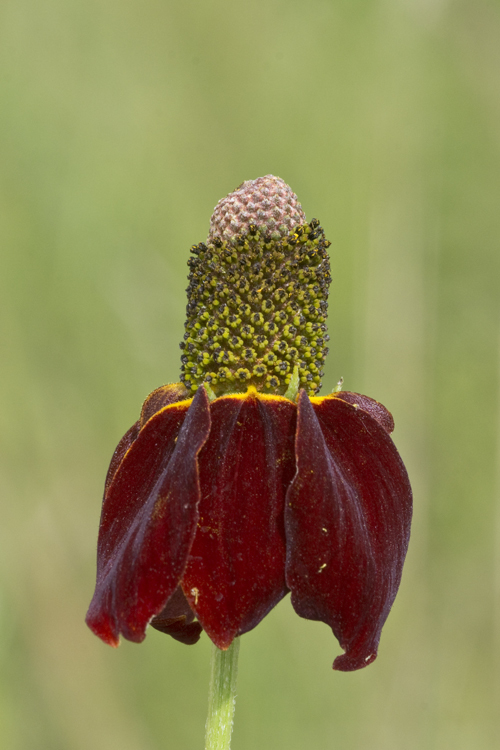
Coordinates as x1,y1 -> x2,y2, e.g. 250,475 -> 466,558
140,382 -> 190,427
150,585 -> 203,646
285,391 -> 412,671
103,383 -> 189,496
104,421 -> 140,496
86,387 -> 211,646
181,389 -> 296,649
333,391 -> 395,434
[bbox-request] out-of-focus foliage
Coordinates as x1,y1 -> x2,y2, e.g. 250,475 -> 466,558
1,0 -> 499,748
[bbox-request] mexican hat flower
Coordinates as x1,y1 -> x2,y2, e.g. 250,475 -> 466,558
86,175 -> 412,671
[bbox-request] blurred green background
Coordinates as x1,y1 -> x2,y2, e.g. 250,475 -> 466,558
1,0 -> 499,748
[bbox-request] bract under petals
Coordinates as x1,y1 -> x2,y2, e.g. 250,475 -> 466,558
85,386 -> 210,646
285,391 -> 412,672
181,389 -> 296,649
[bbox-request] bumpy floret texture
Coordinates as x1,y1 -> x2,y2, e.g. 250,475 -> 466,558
208,175 -> 306,244
181,225 -> 331,397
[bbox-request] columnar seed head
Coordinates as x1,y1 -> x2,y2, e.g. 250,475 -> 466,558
209,175 -> 306,244
180,176 -> 331,398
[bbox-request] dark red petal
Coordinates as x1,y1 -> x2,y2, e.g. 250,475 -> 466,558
333,391 -> 395,434
150,586 -> 203,646
285,391 -> 412,672
140,382 -> 190,427
181,391 -> 296,649
102,384 -> 189,498
86,387 -> 211,646
104,421 -> 140,496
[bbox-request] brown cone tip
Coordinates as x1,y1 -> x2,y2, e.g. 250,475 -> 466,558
208,175 -> 306,244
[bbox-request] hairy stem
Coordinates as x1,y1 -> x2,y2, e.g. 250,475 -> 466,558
205,638 -> 240,750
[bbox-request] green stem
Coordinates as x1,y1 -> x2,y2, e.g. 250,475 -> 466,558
205,638 -> 240,750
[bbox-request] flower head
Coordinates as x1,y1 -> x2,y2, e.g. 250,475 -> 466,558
86,176 -> 412,671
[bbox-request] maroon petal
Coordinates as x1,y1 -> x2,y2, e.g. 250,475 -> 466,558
104,421 -> 140,496
150,586 -> 203,646
285,391 -> 412,671
86,386 -> 211,646
181,390 -> 296,649
140,382 -> 190,427
103,383 -> 189,496
333,391 -> 395,434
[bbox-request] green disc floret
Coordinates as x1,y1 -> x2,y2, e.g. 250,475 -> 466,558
179,176 -> 332,398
